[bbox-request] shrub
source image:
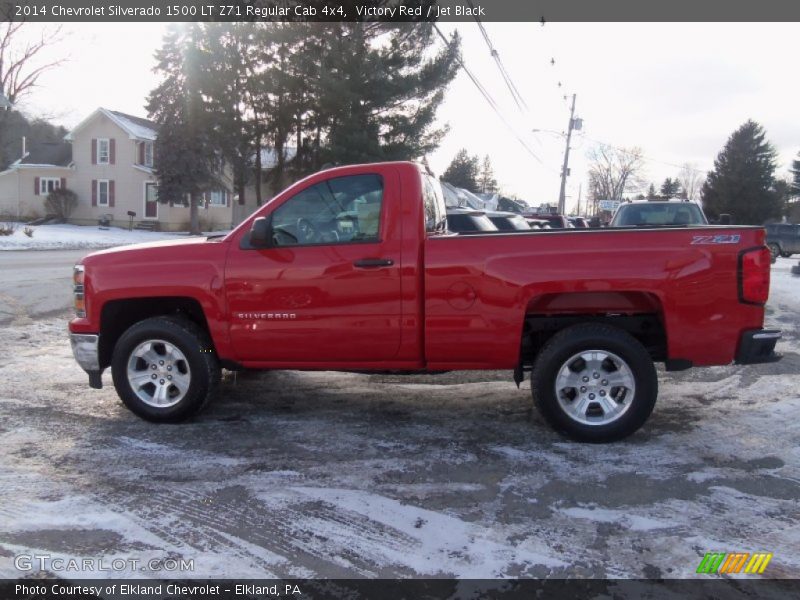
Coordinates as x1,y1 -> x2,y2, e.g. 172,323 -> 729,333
0,222 -> 17,236
23,226 -> 34,238
45,188 -> 78,220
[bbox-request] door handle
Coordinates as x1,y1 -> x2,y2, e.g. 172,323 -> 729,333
353,258 -> 394,268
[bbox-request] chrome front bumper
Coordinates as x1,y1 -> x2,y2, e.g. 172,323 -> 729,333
69,333 -> 103,388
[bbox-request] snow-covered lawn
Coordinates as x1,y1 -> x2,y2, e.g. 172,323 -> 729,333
0,223 -> 214,251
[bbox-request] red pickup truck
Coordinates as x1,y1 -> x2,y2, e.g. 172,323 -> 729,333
69,162 -> 780,442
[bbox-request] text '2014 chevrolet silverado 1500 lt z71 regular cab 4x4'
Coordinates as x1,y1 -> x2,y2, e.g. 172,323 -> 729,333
69,162 -> 781,442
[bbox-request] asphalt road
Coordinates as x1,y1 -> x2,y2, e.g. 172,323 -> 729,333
0,249 -> 86,324
0,254 -> 798,581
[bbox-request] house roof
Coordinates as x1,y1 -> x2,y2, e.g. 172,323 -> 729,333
65,107 -> 157,141
15,141 -> 72,168
107,110 -> 158,140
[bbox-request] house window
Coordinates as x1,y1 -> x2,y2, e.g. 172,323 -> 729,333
98,180 -> 110,206
208,190 -> 227,207
39,177 -> 61,195
97,139 -> 110,164
144,142 -> 154,167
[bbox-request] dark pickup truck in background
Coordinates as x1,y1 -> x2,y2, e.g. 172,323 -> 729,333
70,162 -> 780,442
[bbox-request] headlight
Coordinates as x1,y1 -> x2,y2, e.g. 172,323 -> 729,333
73,265 -> 85,317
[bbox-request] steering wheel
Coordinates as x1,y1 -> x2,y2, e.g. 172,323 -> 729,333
296,218 -> 319,243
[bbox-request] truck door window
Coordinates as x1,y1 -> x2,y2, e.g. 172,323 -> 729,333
271,174 -> 384,246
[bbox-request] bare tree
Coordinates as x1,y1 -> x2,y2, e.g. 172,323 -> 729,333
0,23 -> 65,107
677,162 -> 704,202
586,144 -> 646,202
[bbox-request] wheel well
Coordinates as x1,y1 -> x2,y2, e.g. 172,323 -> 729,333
521,313 -> 667,367
98,297 -> 211,369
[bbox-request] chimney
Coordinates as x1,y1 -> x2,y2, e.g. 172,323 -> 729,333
21,136 -> 26,156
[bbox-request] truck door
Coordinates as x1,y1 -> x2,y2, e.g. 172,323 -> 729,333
225,171 -> 403,363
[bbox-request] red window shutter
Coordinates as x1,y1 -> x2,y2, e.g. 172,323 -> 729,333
34,177 -> 40,196
226,191 -> 231,207
238,192 -> 244,206
91,180 -> 97,206
60,177 -> 66,189
138,143 -> 145,165
109,139 -> 116,165
91,139 -> 97,165
109,180 -> 115,207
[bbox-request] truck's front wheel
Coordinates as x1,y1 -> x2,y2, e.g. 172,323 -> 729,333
111,316 -> 220,422
531,324 -> 657,442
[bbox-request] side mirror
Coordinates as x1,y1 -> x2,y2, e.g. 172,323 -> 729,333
249,217 -> 272,248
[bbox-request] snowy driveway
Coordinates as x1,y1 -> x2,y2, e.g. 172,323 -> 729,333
0,258 -> 798,579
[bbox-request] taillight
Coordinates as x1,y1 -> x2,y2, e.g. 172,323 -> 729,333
738,247 -> 771,305
73,265 -> 86,317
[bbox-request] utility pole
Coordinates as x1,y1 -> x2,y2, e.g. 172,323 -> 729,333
576,183 -> 582,216
558,93 -> 577,215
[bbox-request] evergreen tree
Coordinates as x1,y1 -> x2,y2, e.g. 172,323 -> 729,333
790,151 -> 800,197
318,23 -> 460,166
477,155 -> 498,193
198,23 -> 261,211
660,177 -> 680,198
147,25 -> 220,235
441,149 -> 479,192
646,183 -> 657,200
701,120 -> 781,224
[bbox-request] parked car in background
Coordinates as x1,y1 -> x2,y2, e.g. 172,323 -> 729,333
526,219 -> 551,229
486,211 -> 531,231
446,207 -> 498,234
525,213 -> 571,228
569,217 -> 589,229
610,201 -> 708,227
765,223 -> 800,260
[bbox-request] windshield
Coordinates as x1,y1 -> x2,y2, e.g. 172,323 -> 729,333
612,203 -> 707,226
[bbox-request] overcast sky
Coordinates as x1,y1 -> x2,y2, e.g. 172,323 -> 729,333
18,22 -> 800,213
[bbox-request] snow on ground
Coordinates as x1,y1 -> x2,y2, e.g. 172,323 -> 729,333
0,223 -> 212,251
0,258 -> 797,580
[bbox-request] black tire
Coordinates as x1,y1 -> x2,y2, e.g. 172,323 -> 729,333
781,251 -> 792,258
768,243 -> 780,262
111,316 -> 220,422
531,324 -> 657,443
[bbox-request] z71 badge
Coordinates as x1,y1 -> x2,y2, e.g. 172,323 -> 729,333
691,234 -> 741,245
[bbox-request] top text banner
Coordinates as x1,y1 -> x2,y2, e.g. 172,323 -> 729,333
3,0 -> 799,22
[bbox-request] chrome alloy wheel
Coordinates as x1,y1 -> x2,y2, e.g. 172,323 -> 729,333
126,339 -> 191,408
554,350 -> 636,426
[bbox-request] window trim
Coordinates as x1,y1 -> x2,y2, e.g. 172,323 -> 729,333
97,138 -> 110,165
207,189 -> 227,208
97,179 -> 110,207
143,141 -> 154,167
39,177 -> 61,195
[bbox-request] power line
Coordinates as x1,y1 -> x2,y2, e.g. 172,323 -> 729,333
433,24 -> 546,166
468,2 -> 529,112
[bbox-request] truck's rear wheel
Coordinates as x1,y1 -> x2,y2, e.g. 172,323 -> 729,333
111,316 -> 220,422
531,324 -> 657,442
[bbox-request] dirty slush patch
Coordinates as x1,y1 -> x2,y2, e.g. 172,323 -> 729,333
1,273 -> 799,578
